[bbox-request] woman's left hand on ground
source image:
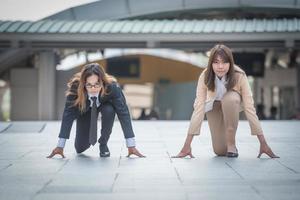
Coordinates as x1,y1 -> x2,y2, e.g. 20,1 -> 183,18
258,143 -> 280,158
127,147 -> 146,158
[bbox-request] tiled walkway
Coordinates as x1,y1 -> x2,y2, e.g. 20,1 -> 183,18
0,120 -> 299,200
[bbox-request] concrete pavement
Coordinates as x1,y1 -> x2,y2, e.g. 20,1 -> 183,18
0,120 -> 299,200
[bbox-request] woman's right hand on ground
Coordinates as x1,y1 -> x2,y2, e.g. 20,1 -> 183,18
171,146 -> 194,158
258,143 -> 280,158
47,147 -> 65,158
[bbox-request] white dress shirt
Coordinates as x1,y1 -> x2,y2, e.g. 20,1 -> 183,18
88,94 -> 100,108
204,75 -> 227,113
215,75 -> 227,101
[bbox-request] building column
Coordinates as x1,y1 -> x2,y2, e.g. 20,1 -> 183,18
297,63 -> 300,109
35,51 -> 56,120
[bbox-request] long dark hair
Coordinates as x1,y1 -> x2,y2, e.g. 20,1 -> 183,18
204,44 -> 237,91
66,63 -> 116,112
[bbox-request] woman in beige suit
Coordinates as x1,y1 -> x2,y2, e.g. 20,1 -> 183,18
173,44 -> 279,158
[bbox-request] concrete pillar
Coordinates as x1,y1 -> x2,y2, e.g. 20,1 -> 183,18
253,77 -> 261,104
10,68 -> 38,120
35,51 -> 56,120
297,63 -> 300,109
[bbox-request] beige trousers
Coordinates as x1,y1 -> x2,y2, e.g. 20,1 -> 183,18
206,91 -> 241,156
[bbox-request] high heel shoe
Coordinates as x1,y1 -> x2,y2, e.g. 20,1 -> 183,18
226,148 -> 238,158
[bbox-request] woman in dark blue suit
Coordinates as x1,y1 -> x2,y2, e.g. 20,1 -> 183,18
48,63 -> 145,158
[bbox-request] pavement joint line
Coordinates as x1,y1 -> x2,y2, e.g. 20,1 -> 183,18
173,159 -> 190,200
117,155 -> 122,167
35,179 -> 53,195
225,162 -> 266,199
248,184 -> 265,200
0,123 -> 12,133
118,145 -> 124,166
166,151 -> 173,163
38,123 -> 47,133
276,160 -> 299,174
18,150 -> 34,159
0,163 -> 12,171
110,173 -> 119,192
225,162 -> 245,180
57,159 -> 70,173
174,166 -> 183,185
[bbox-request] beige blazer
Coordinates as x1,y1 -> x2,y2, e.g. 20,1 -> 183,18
187,66 -> 263,136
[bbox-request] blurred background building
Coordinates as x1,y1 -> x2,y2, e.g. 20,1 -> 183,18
0,0 -> 300,121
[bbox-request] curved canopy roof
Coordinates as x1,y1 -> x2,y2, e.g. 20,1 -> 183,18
0,19 -> 299,50
44,0 -> 300,20
1,19 -> 299,34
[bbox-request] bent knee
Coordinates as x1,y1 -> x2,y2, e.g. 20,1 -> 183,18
101,104 -> 115,116
226,126 -> 237,134
213,147 -> 227,156
222,91 -> 241,105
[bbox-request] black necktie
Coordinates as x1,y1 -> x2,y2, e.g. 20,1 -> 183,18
89,96 -> 98,146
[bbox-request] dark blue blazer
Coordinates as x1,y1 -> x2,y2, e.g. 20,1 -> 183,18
58,81 -> 135,140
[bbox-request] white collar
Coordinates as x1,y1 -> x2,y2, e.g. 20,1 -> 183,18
215,75 -> 227,84
88,93 -> 99,99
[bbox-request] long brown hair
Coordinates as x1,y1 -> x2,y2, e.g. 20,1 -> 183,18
204,44 -> 237,91
66,63 -> 117,112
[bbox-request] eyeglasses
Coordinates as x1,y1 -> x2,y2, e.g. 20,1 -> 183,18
85,82 -> 102,89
